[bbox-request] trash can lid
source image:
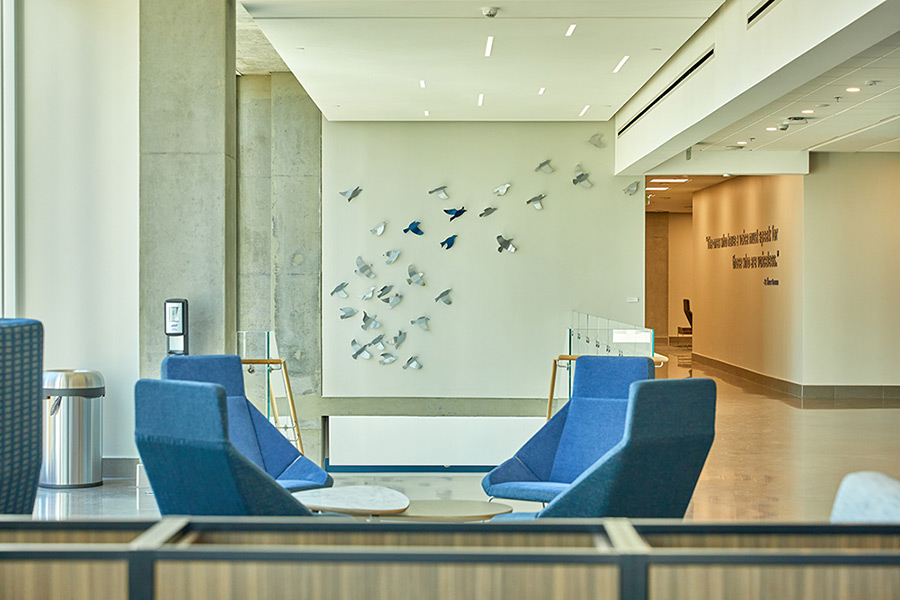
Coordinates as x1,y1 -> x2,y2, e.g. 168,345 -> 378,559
42,370 -> 105,398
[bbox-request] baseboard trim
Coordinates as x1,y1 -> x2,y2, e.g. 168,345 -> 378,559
102,457 -> 140,480
692,353 -> 900,406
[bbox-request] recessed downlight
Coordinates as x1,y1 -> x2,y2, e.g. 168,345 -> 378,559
801,109 -> 814,114
477,93 -> 484,107
579,104 -> 590,117
846,86 -> 861,92
565,24 -> 577,37
424,110 -> 430,117
613,55 -> 630,73
766,127 -> 777,131
484,36 -> 494,57
419,80 -> 426,89
538,87 -> 546,95
736,141 -> 748,145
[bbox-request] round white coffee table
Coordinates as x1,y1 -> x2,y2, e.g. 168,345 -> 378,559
292,485 -> 410,516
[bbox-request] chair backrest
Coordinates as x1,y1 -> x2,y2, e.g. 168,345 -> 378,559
571,356 -> 654,400
0,319 -> 43,515
549,397 -> 628,483
160,354 -> 300,477
134,379 -> 311,516
540,378 -> 716,519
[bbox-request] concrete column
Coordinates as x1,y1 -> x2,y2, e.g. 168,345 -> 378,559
139,0 -> 237,375
270,74 -> 322,397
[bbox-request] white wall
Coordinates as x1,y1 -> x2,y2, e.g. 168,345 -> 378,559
322,121 -> 645,398
693,176 -> 804,382
20,0 -> 139,457
802,153 -> 900,385
668,213 -> 693,337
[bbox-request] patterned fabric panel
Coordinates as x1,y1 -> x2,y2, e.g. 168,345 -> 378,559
0,319 -> 44,514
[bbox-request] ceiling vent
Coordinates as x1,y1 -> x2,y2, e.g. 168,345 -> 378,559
617,47 -> 715,138
747,0 -> 784,27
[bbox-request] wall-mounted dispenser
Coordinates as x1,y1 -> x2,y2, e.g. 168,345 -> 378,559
164,298 -> 189,355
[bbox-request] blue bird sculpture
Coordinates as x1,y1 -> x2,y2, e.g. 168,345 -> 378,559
444,207 -> 467,222
440,235 -> 458,250
403,221 -> 424,235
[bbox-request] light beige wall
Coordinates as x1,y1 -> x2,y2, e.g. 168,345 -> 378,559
20,0 -> 139,456
693,176 -> 803,383
321,121 -> 646,398
668,213 -> 693,337
645,213 -> 668,340
802,153 -> 900,385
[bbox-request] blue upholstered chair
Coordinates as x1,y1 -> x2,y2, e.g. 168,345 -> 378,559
161,355 -> 332,492
492,378 -> 716,520
482,356 -> 654,503
0,319 -> 44,514
135,379 -> 313,516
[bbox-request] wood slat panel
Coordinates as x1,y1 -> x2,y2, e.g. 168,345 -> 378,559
0,561 -> 128,600
650,565 -> 900,600
645,533 -> 900,550
193,531 -> 600,549
0,530 -> 140,544
156,561 -> 618,600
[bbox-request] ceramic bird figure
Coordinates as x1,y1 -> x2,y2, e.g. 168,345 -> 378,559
369,334 -> 386,350
444,207 -> 467,222
330,282 -> 349,298
384,250 -> 400,264
360,287 -> 375,301
355,256 -> 375,279
340,186 -> 362,201
403,221 -> 424,235
492,183 -> 511,196
479,207 -> 498,218
379,353 -> 397,365
588,133 -> 605,148
623,181 -> 640,196
406,265 -> 425,286
377,284 -> 393,299
370,221 -> 386,236
440,235 -> 458,250
428,186 -> 449,200
410,316 -> 430,331
526,194 -> 545,210
361,311 -> 381,331
402,356 -> 423,370
381,294 -> 403,309
535,160 -> 554,173
391,330 -> 407,349
351,339 -> 371,360
573,164 -> 593,188
339,307 -> 358,320
497,235 -> 517,253
434,289 -> 452,305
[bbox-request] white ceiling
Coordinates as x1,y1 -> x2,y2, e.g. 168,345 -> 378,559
697,32 -> 900,154
243,0 -> 727,121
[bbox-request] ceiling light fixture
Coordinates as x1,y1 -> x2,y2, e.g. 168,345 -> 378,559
846,86 -> 861,92
477,93 -> 484,107
565,24 -> 577,37
424,110 -> 430,117
538,87 -> 546,95
645,187 -> 669,191
801,109 -> 814,114
613,55 -> 630,73
485,36 -> 494,57
723,173 -> 731,177
766,127 -> 778,131
419,80 -> 426,89
736,141 -> 748,145
650,178 -> 689,183
579,104 -> 590,117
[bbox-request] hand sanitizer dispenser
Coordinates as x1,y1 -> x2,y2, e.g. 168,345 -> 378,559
164,298 -> 189,355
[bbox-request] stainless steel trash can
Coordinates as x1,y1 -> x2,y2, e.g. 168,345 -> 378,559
40,370 -> 105,488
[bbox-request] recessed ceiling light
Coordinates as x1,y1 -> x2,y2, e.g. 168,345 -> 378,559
613,55 -> 630,73
846,87 -> 861,92
579,104 -> 590,117
650,178 -> 689,183
766,127 -> 778,131
484,36 -> 494,57
645,187 -> 669,191
424,110 -> 430,117
477,93 -> 484,107
801,109 -> 814,114
565,24 -> 577,37
538,87 -> 546,95
723,173 -> 731,177
736,141 -> 748,145
419,80 -> 426,89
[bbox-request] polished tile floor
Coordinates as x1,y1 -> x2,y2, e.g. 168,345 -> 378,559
34,346 -> 900,522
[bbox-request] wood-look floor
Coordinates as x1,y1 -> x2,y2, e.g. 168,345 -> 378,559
655,346 -> 900,522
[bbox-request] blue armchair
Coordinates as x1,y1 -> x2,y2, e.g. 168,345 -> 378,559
482,356 -> 654,503
135,378 -> 313,516
161,355 -> 331,492
0,319 -> 43,514
492,378 -> 716,520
